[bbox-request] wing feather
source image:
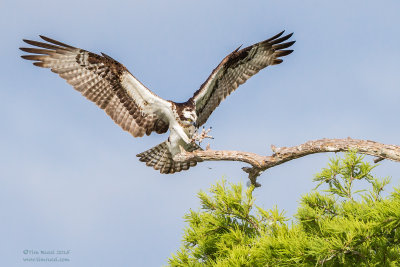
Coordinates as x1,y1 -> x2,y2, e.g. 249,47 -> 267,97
191,31 -> 295,126
20,36 -> 170,137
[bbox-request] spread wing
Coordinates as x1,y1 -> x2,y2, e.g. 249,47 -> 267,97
190,31 -> 295,126
20,36 -> 170,137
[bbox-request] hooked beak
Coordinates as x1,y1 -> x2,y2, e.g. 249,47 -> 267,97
192,121 -> 197,127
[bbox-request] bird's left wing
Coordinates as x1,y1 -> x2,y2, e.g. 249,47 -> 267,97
20,36 -> 170,137
190,31 -> 295,126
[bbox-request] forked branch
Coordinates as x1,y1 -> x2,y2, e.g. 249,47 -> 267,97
174,138 -> 400,187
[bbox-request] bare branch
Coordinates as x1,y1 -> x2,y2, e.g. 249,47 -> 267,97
174,138 -> 400,187
374,157 -> 385,163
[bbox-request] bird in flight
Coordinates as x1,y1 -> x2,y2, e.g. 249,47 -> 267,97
20,31 -> 294,174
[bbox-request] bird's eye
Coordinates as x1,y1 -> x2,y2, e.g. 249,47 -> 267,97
187,118 -> 192,122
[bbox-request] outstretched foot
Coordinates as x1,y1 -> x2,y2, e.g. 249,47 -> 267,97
191,126 -> 214,144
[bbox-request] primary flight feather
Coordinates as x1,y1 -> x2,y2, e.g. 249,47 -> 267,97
20,31 -> 295,174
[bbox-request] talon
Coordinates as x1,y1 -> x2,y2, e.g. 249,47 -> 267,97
190,127 -> 214,144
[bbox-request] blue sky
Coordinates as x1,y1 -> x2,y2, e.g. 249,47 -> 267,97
1,0 -> 400,266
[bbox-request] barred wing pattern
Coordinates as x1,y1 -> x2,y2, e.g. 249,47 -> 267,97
20,36 -> 170,137
191,31 -> 295,126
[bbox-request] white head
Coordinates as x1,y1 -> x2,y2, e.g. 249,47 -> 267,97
180,107 -> 197,127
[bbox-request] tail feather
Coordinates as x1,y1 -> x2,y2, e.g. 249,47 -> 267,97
137,141 -> 200,174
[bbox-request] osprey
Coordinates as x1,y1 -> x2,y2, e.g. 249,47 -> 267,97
20,31 -> 294,174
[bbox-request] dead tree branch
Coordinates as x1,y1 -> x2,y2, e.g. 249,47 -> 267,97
174,138 -> 400,187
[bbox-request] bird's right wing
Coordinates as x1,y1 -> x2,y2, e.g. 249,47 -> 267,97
20,36 -> 170,137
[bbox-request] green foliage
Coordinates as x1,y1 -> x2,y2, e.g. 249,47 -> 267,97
168,152 -> 400,266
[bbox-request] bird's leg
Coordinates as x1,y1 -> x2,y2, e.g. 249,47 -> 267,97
191,126 -> 214,144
